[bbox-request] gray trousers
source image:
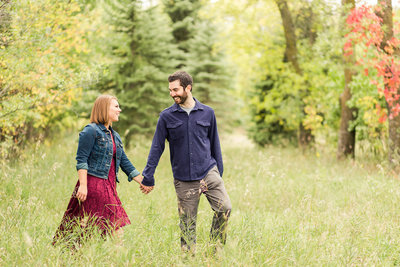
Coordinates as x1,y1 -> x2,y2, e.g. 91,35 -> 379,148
174,166 -> 232,249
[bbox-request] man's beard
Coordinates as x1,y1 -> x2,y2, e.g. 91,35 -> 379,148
173,93 -> 188,105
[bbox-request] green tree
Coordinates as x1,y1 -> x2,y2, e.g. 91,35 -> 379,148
0,0 -> 97,158
164,0 -> 234,123
275,0 -> 317,148
101,0 -> 178,146
163,0 -> 201,68
210,0 -> 343,147
337,0 -> 357,159
186,20 -> 232,104
250,70 -> 299,146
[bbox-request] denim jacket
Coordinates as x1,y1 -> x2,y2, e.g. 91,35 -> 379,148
76,123 -> 140,183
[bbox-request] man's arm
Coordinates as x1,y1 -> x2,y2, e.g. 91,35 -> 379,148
209,110 -> 223,176
142,115 -> 168,187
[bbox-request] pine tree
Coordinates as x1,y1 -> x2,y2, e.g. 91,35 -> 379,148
163,0 -> 233,121
163,0 -> 201,68
102,0 -> 178,146
186,20 -> 231,104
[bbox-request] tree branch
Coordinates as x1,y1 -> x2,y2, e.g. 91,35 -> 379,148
0,0 -> 10,11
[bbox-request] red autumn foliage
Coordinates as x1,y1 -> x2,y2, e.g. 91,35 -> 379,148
344,3 -> 400,121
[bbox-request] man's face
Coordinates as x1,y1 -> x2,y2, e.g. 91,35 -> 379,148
169,80 -> 189,105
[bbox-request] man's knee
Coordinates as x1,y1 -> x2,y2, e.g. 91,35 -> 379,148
219,201 -> 231,218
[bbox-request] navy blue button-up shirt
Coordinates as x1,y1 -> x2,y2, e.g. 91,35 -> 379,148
142,99 -> 223,186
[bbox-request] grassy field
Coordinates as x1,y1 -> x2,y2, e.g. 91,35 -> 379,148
1,131 -> 400,266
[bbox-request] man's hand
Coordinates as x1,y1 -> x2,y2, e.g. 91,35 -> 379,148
140,184 -> 154,194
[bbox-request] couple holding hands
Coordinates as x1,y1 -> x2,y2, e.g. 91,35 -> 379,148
53,71 -> 232,252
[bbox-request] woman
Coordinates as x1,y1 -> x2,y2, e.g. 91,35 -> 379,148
53,95 -> 143,246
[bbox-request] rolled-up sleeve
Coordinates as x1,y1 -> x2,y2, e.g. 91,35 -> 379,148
76,125 -> 96,171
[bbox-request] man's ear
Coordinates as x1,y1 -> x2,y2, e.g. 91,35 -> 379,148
185,84 -> 192,92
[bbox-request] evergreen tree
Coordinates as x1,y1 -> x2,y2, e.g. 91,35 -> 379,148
163,0 -> 234,123
163,0 -> 201,68
102,0 -> 178,146
186,20 -> 231,104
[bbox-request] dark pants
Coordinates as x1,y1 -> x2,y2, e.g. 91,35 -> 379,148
174,166 -> 232,250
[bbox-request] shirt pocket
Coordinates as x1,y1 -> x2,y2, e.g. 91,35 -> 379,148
166,121 -> 184,140
96,136 -> 107,147
196,120 -> 210,138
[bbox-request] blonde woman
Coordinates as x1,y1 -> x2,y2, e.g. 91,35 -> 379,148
53,95 -> 144,245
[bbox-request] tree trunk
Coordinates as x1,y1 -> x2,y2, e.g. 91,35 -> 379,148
337,66 -> 356,158
276,0 -> 302,75
275,0 -> 313,148
376,0 -> 393,52
376,0 -> 400,166
388,115 -> 400,166
337,0 -> 356,159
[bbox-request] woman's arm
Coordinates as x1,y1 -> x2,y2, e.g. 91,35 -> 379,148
120,148 -> 141,181
76,125 -> 96,171
75,124 -> 95,202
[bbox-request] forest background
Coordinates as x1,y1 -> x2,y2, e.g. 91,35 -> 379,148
0,0 -> 399,163
2,0 -> 400,265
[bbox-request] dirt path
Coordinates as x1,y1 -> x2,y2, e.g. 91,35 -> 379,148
221,128 -> 255,148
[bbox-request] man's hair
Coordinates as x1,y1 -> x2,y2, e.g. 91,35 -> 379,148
90,94 -> 117,125
168,71 -> 193,91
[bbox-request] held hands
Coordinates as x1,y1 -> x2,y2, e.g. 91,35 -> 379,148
132,174 -> 154,194
140,184 -> 154,195
76,174 -> 152,202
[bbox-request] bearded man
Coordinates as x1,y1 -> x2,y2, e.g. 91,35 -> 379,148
141,70 -> 232,252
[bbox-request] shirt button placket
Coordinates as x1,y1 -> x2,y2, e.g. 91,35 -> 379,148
188,119 -> 193,177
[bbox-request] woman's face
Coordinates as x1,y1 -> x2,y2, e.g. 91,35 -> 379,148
109,99 -> 121,123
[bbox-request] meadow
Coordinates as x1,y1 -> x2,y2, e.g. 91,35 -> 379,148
1,131 -> 400,266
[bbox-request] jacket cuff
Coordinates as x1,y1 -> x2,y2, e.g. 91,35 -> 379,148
76,163 -> 88,171
142,176 -> 155,186
128,169 -> 141,182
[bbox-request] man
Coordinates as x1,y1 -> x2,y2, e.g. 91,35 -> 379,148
140,70 -> 232,252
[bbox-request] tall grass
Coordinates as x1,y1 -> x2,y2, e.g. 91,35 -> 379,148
1,131 -> 400,266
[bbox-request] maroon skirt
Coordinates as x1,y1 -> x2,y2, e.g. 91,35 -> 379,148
53,133 -> 130,245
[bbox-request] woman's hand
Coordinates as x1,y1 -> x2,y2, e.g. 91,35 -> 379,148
132,174 -> 153,194
76,169 -> 88,202
132,174 -> 144,184
76,185 -> 88,202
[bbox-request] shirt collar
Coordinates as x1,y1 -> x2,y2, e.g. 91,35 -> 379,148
171,98 -> 204,113
97,123 -> 114,133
